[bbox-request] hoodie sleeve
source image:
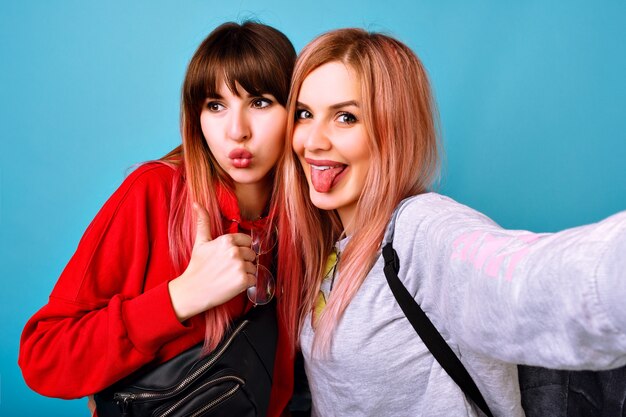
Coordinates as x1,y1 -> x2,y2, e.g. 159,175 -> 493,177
394,193 -> 626,370
18,164 -> 193,398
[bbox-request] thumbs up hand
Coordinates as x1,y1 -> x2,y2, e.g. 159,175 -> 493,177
168,203 -> 257,322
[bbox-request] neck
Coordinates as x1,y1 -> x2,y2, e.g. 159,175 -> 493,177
337,205 -> 356,237
234,180 -> 272,220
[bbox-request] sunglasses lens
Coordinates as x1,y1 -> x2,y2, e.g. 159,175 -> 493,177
247,264 -> 275,305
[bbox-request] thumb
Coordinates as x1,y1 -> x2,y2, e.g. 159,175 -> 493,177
193,202 -> 212,244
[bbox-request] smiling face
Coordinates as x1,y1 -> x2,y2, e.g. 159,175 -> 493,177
292,62 -> 371,231
201,80 -> 286,194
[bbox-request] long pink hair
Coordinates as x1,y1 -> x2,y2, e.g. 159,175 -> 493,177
280,29 -> 441,355
159,21 -> 298,353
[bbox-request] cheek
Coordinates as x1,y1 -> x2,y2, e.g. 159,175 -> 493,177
292,127 -> 306,155
355,147 -> 371,168
346,130 -> 371,164
199,116 -> 207,136
261,111 -> 287,143
263,123 -> 285,157
354,150 -> 371,182
357,153 -> 371,188
199,114 -> 214,144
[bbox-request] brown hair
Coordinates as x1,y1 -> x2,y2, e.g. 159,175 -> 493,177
163,21 -> 296,352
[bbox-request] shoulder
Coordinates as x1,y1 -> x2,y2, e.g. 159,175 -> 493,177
396,192 -> 482,219
400,192 -> 496,224
384,192 -> 499,246
122,162 -> 179,193
80,162 -> 181,238
108,162 -> 180,208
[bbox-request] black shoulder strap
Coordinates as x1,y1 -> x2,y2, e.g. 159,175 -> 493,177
382,242 -> 494,417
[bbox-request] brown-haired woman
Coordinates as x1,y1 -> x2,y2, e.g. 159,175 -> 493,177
19,21 -> 301,417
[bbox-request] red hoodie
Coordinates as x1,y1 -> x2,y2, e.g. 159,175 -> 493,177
19,163 -> 293,416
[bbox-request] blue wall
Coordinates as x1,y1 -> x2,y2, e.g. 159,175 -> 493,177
1,1 -> 625,415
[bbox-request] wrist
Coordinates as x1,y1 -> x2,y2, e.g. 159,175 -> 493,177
168,275 -> 199,322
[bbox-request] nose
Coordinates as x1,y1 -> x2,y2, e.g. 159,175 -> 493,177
303,121 -> 331,151
227,107 -> 251,142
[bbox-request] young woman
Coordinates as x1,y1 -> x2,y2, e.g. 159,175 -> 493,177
280,28 -> 626,416
19,21 -> 300,417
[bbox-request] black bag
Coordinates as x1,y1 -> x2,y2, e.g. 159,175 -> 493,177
94,302 -> 277,417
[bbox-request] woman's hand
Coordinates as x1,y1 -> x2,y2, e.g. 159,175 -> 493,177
168,204 -> 256,322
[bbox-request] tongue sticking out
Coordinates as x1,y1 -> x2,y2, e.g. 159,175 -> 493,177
311,166 -> 346,193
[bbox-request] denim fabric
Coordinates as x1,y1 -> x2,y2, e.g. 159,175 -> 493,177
519,365 -> 626,417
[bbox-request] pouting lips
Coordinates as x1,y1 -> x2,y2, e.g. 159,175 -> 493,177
229,148 -> 253,168
310,164 -> 347,193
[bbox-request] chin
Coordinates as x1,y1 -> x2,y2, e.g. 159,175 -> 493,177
229,170 -> 267,185
309,190 -> 341,212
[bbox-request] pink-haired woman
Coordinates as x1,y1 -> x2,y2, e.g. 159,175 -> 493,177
20,21 -> 302,417
279,28 -> 626,416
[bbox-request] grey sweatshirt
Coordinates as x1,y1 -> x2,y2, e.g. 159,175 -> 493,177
300,193 -> 626,417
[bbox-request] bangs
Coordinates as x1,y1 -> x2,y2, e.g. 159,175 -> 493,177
186,29 -> 291,108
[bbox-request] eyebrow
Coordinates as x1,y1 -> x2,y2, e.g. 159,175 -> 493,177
296,100 -> 359,110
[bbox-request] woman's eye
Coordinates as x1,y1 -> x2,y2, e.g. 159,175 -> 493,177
295,109 -> 312,120
337,112 -> 357,125
252,98 -> 272,109
206,101 -> 225,112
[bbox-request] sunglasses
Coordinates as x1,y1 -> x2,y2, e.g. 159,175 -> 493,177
246,226 -> 277,306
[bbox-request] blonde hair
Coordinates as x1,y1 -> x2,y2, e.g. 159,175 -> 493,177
281,28 -> 440,355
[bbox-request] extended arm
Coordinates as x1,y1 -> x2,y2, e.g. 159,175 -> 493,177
395,194 -> 626,369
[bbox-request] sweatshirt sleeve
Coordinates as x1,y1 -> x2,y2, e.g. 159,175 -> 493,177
18,164 -> 191,398
395,194 -> 626,370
